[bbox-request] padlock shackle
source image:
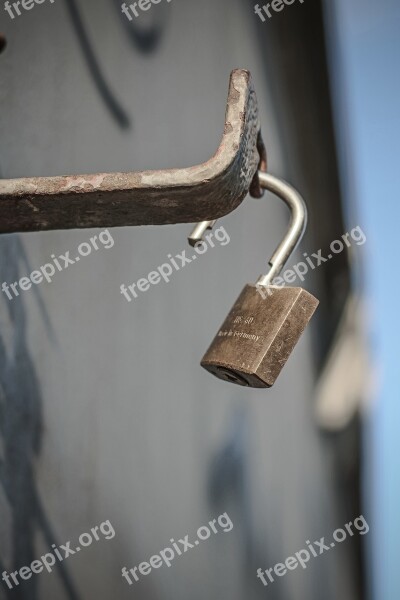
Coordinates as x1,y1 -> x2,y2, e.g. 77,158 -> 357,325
257,172 -> 307,287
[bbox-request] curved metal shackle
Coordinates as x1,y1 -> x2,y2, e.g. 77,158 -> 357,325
256,171 -> 307,287
188,171 -> 308,287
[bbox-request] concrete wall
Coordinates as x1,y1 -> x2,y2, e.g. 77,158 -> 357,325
0,0 -> 357,598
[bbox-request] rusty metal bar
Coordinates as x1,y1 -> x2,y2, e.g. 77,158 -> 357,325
0,70 -> 266,234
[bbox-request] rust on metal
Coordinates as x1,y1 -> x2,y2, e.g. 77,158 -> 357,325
201,284 -> 319,388
0,69 -> 265,233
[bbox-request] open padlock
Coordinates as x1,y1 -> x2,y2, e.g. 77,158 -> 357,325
191,172 -> 319,388
1,68 -> 318,388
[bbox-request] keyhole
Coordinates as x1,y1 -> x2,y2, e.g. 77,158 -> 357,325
0,34 -> 7,54
218,367 -> 249,387
225,372 -> 240,383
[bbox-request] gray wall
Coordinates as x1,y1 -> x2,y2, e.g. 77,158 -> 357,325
0,0 -> 358,598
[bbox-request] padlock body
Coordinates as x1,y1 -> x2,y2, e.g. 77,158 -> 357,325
201,284 -> 319,388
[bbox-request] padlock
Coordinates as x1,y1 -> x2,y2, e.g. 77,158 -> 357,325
190,172 -> 319,388
200,283 -> 318,388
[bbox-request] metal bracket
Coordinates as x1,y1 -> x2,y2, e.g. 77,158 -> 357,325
0,69 -> 266,234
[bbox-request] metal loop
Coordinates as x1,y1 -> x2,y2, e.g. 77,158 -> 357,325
257,172 -> 307,286
188,171 -> 307,286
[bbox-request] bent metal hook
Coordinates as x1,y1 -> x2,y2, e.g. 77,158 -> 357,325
0,70 -> 266,234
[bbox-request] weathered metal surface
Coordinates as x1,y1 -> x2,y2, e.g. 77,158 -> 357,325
201,285 -> 319,388
0,69 -> 265,234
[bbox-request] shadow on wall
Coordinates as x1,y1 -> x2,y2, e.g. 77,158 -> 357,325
0,6 -> 171,595
0,235 -> 81,600
63,0 -> 172,130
